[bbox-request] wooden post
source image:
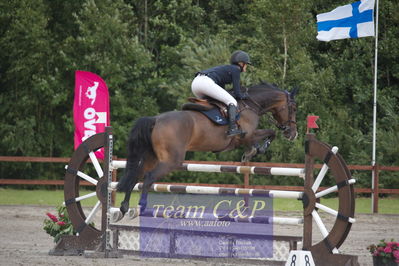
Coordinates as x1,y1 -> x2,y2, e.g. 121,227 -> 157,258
111,156 -> 117,206
373,164 -> 379,213
103,127 -> 113,257
243,161 -> 250,188
303,133 -> 315,250
243,161 -> 250,207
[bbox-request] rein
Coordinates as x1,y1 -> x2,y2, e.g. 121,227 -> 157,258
240,87 -> 268,116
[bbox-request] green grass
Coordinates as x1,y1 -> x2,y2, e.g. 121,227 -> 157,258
0,188 -> 398,214
0,188 -> 139,207
273,197 -> 399,214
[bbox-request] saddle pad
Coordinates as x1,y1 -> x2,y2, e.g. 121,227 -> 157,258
199,108 -> 228,125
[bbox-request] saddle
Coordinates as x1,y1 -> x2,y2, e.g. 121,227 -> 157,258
182,97 -> 229,125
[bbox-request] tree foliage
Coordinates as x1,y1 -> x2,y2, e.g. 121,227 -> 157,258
0,0 -> 398,188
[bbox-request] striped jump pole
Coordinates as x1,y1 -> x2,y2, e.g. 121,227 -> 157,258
111,161 -> 305,178
108,206 -> 304,226
109,182 -> 303,199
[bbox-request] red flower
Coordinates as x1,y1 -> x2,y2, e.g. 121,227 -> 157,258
57,221 -> 66,226
384,246 -> 392,253
393,250 -> 399,260
46,212 -> 58,222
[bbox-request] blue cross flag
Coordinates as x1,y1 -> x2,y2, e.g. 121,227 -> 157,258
317,0 -> 375,42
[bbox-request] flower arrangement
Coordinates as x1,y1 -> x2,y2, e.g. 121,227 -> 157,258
43,206 -> 76,243
368,239 -> 399,265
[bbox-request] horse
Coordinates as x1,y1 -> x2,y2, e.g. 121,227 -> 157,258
114,82 -> 298,221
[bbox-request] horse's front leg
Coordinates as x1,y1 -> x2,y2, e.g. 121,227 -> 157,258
242,129 -> 276,162
256,129 -> 276,154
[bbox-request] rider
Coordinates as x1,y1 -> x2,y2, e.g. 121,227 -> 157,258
191,50 -> 251,137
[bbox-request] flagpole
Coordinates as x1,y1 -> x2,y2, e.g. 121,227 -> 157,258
371,0 -> 379,213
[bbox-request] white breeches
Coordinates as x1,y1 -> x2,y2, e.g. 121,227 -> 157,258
191,75 -> 237,106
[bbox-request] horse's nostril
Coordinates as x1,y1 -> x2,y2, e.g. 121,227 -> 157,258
289,131 -> 298,141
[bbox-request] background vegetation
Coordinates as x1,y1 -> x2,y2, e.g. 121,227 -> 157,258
0,0 -> 398,189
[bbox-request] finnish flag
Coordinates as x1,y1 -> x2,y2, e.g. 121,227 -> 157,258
317,0 -> 375,42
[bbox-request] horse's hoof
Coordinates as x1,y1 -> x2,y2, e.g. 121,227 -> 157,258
110,207 -> 124,223
126,207 -> 140,220
241,146 -> 257,162
109,182 -> 118,191
258,140 -> 271,154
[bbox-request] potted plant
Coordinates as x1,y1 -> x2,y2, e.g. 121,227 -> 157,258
368,239 -> 399,266
43,206 -> 76,243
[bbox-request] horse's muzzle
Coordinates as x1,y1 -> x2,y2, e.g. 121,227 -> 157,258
283,128 -> 298,141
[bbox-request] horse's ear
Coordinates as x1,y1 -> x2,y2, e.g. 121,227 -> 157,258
290,87 -> 299,99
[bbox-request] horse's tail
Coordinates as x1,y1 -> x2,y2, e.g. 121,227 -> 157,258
117,116 -> 156,193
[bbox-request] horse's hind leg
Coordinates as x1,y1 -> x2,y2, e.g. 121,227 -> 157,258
118,157 -> 157,220
138,114 -> 190,213
120,193 -> 130,214
139,161 -> 181,213
118,181 -> 139,221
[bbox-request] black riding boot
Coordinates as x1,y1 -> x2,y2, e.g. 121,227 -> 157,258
227,104 -> 244,137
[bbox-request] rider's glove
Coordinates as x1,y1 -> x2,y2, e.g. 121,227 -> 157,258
236,92 -> 249,100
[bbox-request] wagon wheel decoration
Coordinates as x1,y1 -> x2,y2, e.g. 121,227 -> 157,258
302,134 -> 356,257
63,130 -> 110,247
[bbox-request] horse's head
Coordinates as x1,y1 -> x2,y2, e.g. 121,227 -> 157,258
271,87 -> 298,141
245,83 -> 298,141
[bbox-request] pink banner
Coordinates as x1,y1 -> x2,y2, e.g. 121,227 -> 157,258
74,71 -> 110,159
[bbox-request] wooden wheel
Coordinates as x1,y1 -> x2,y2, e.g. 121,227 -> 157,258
303,134 -> 356,256
63,131 -> 109,248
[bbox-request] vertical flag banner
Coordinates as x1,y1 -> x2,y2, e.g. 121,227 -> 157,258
74,71 -> 110,159
316,0 -> 375,42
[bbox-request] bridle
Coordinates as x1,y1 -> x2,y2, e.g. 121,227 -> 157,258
240,89 -> 296,133
269,91 -> 297,133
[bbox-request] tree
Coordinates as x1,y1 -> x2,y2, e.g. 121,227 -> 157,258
60,0 -> 159,155
0,0 -> 55,156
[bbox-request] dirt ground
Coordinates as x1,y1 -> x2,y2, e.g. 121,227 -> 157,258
0,205 -> 398,266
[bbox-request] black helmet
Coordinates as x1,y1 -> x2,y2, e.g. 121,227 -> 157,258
230,50 -> 251,65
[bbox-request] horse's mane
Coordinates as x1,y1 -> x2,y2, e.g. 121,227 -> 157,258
245,81 -> 287,108
248,81 -> 282,92
227,81 -> 285,98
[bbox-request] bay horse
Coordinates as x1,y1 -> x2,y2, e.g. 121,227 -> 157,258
114,82 -> 298,221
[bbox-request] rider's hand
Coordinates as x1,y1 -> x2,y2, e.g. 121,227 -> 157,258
236,92 -> 249,100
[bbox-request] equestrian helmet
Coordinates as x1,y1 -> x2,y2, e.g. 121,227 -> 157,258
230,50 -> 251,65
